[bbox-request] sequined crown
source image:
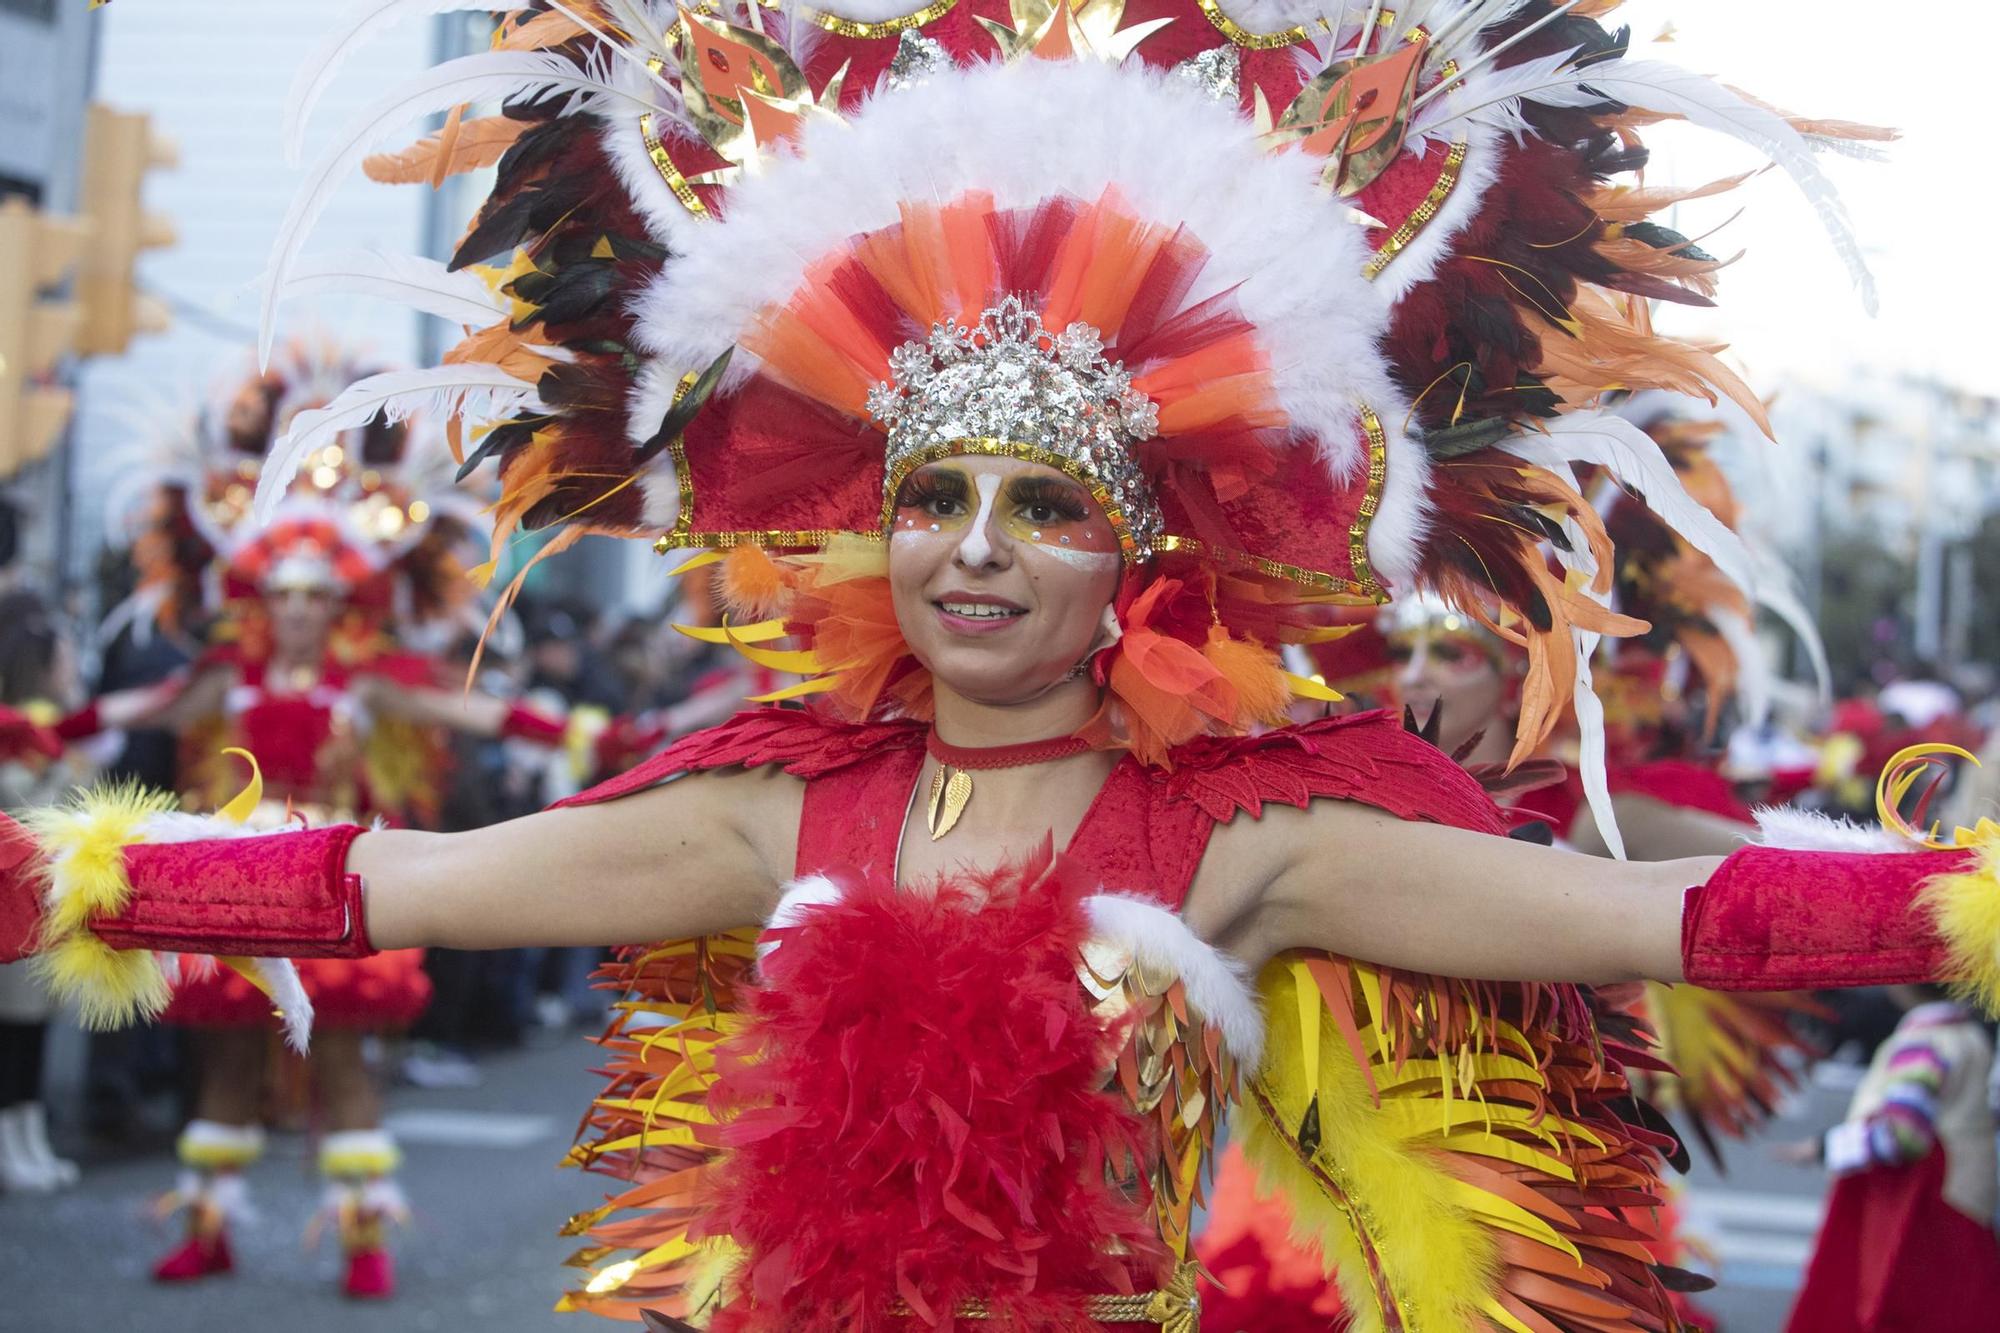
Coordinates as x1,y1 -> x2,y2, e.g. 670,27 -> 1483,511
867,298 -> 1165,559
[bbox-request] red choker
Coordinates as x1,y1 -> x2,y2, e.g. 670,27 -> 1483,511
925,730 -> 1091,770
922,730 -> 1091,840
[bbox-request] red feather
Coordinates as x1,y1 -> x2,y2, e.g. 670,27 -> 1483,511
701,848 -> 1168,1330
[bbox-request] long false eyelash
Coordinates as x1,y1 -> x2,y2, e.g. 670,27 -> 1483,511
894,467 -> 968,510
1006,476 -> 1092,523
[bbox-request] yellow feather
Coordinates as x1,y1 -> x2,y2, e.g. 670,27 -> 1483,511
1919,839 -> 2000,1018
31,933 -> 172,1029
1242,955 -> 1501,1333
20,784 -> 181,1030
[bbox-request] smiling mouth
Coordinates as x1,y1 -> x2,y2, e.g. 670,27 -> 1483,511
936,600 -> 1026,621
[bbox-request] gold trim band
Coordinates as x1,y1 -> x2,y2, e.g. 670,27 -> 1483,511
888,1262 -> 1200,1326
808,0 -> 958,38
1347,404 -> 1388,598
1362,137 -> 1468,281
1195,0 -> 1314,49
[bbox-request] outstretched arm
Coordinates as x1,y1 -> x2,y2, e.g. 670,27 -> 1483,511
0,762 -> 802,1037
354,764 -> 795,949
359,679 -> 563,744
1205,799 -> 1709,983
67,665 -> 231,738
1200,794 -> 1987,1002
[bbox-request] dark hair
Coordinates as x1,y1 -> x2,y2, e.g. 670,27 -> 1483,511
0,589 -> 62,705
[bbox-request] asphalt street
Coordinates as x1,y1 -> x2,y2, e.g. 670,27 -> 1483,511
0,1026 -> 1855,1332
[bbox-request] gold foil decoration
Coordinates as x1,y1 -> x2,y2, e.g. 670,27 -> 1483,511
1267,35 -> 1428,196
926,765 -> 973,839
977,0 -> 1170,64
1078,939 -> 1238,1262
675,6 -> 846,169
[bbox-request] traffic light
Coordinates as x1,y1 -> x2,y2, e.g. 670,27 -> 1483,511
76,104 -> 177,357
0,199 -> 91,478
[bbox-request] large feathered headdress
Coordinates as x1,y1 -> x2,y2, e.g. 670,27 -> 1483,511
260,0 -> 1877,765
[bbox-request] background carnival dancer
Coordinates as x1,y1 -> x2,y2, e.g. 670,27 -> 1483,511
6,3 -> 1997,1331
1779,984 -> 2000,1331
47,339 -> 569,1299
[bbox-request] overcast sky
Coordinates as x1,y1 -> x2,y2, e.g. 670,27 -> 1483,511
1610,2 -> 2000,398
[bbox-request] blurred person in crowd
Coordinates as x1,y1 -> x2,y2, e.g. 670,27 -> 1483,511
0,588 -> 90,1194
1781,984 -> 2000,1330
39,342 -> 568,1298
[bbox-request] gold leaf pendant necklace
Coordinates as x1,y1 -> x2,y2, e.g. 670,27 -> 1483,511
923,729 -> 1092,841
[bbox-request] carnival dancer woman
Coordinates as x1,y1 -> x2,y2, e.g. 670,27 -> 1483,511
51,342 -> 568,1298
6,2 -> 1992,1329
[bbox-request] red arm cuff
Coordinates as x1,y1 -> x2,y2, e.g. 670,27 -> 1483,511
53,701 -> 100,742
501,703 -> 567,746
90,823 -> 373,959
1681,843 -> 1971,991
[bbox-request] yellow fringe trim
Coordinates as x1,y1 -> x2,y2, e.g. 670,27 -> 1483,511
1919,836 -> 2000,1019
23,785 -> 180,1030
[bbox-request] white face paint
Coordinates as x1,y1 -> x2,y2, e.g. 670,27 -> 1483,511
955,472 -> 1002,567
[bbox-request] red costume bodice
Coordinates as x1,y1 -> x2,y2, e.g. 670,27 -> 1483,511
558,705 -> 1508,1329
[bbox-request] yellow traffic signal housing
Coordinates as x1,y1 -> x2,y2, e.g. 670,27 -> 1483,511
0,200 -> 93,478
76,104 -> 177,357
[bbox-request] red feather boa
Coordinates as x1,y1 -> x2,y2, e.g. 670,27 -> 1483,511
701,849 -> 1168,1330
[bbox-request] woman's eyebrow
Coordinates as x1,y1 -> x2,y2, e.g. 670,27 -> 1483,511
1001,474 -> 1088,502
901,467 -> 969,497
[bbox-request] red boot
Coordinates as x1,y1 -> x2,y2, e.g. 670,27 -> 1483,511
342,1245 -> 395,1299
152,1224 -> 233,1281
319,1131 -> 406,1300
153,1123 -> 260,1284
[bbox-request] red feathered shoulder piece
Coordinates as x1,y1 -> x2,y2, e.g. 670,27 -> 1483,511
554,706 -> 924,810
1164,710 -> 1508,835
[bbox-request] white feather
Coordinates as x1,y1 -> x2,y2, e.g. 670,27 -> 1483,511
284,0 -> 505,165
1412,47 -> 1593,142
1751,807 -> 1906,854
261,49 -> 661,365
1571,628 -> 1623,858
281,251 -> 506,327
255,365 -> 543,521
1748,539 -> 1832,703
1541,491 -> 1626,859
1710,605 -> 1771,729
1498,412 -> 1756,608
1555,59 -> 1877,315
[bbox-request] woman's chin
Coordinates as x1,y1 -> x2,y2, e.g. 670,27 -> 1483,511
925,654 -> 1074,709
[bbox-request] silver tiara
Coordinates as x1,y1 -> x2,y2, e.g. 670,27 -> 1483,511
866,297 -> 1165,559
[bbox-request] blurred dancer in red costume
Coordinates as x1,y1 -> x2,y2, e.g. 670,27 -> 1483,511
6,4 -> 1997,1330
50,341 -> 567,1298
